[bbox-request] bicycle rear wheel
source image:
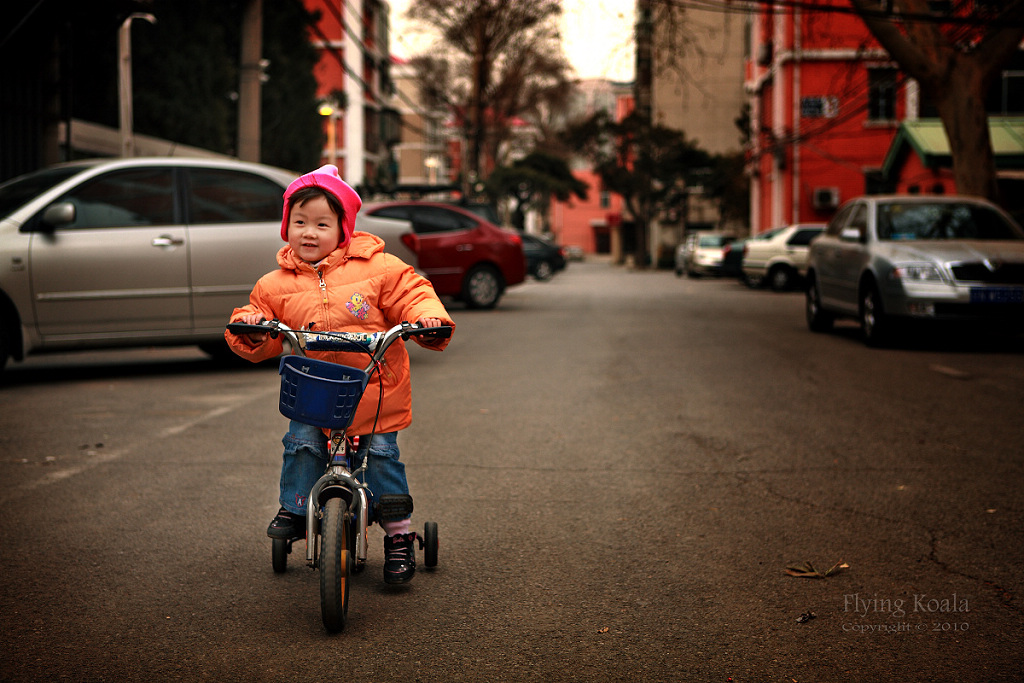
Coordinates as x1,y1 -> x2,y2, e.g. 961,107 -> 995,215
319,497 -> 352,632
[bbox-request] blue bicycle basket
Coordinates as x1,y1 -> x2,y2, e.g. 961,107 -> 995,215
278,356 -> 369,429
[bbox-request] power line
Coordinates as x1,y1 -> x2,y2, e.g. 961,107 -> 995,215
653,0 -> 1024,28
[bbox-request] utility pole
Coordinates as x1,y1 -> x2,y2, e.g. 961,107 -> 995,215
237,0 -> 263,162
118,12 -> 156,158
634,0 -> 653,267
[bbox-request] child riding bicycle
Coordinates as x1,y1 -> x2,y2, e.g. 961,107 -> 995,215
225,164 -> 454,584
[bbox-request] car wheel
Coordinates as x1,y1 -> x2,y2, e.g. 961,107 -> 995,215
768,265 -> 794,291
463,264 -> 503,309
860,283 -> 891,347
534,260 -> 554,281
805,275 -> 834,333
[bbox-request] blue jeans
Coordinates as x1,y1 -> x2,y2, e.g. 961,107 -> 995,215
278,421 -> 408,518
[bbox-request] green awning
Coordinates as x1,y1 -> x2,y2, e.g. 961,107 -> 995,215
881,117 -> 1024,180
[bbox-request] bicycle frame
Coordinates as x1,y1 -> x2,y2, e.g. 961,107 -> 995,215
305,442 -> 371,568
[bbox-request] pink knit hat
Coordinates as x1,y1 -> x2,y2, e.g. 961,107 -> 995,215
280,164 -> 362,247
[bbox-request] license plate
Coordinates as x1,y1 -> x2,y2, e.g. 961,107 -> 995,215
970,287 -> 1024,304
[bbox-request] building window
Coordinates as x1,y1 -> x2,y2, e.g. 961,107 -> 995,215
995,70 -> 1024,115
868,67 -> 898,121
600,191 -> 610,209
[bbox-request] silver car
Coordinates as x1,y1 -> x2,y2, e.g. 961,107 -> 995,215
805,194 -> 1024,345
676,231 -> 735,277
0,157 -> 411,372
741,223 -> 824,291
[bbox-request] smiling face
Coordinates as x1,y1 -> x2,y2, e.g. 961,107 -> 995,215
286,194 -> 342,263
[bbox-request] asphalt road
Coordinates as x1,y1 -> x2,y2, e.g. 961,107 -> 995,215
1,260 -> 1023,682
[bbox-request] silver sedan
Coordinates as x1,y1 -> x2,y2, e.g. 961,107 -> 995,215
805,194 -> 1024,345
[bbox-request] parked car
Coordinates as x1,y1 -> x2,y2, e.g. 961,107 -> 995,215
362,201 -> 525,309
0,157 -> 417,373
521,233 -> 567,281
742,223 -> 825,291
805,194 -> 1024,346
563,245 -> 585,262
676,231 -> 735,277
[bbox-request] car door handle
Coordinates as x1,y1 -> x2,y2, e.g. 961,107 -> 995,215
152,235 -> 185,248
456,244 -> 473,252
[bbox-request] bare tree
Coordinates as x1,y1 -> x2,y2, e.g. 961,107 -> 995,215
406,0 -> 571,189
849,0 -> 1024,201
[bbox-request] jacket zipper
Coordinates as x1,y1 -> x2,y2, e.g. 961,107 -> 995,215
316,268 -> 328,304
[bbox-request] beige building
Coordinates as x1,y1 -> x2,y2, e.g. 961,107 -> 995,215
649,3 -> 749,260
390,58 -> 450,191
651,7 -> 747,156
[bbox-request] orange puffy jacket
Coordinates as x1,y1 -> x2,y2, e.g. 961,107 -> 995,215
225,232 -> 454,435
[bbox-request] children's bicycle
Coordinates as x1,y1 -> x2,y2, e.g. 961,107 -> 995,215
226,319 -> 451,632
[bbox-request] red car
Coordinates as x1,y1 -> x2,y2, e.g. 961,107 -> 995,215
362,201 -> 526,309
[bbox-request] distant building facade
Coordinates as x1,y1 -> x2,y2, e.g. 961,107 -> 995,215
745,1 -> 906,235
304,0 -> 399,190
549,79 -> 634,258
390,57 -> 450,191
650,2 -> 749,262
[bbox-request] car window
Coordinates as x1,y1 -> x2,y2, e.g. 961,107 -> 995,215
454,202 -> 500,224
0,166 -> 84,221
47,167 -> 176,229
825,206 -> 853,236
407,206 -> 475,235
698,235 -> 729,247
877,202 -> 1024,241
788,228 -> 823,246
186,168 -> 284,223
369,206 -> 411,221
848,204 -> 868,231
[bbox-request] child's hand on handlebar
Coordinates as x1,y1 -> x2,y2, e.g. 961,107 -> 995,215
417,317 -> 443,328
237,313 -> 267,344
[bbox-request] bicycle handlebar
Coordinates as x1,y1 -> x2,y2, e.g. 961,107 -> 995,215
226,319 -> 451,359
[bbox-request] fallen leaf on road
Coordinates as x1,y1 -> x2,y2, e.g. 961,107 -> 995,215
785,560 -> 848,579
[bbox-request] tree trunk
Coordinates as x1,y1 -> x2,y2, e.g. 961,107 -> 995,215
931,60 -> 1000,202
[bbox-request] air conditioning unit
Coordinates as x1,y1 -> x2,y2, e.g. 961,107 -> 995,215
812,187 -> 840,210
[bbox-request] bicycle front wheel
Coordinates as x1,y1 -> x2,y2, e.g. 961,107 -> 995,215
319,497 -> 352,632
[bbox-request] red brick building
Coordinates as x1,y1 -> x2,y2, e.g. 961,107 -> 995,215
746,1 -> 906,235
549,80 -> 634,258
303,0 -> 397,189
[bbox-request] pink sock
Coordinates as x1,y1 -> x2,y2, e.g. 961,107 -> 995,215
382,518 -> 411,536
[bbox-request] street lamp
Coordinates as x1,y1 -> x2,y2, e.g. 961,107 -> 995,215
424,155 -> 439,185
119,12 -> 156,157
319,101 -> 341,167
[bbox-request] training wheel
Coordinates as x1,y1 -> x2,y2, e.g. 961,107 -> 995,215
423,521 -> 438,568
272,537 -> 290,573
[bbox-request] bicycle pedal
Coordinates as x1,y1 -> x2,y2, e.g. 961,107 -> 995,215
375,494 -> 414,521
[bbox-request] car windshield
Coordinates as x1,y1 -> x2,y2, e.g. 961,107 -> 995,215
0,166 -> 85,221
876,202 -> 1024,241
698,235 -> 730,247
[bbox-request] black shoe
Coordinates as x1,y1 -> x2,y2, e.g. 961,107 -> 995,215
267,507 -> 306,539
383,532 -> 417,584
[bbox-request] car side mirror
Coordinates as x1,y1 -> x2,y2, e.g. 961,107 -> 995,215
840,227 -> 864,243
39,201 -> 76,232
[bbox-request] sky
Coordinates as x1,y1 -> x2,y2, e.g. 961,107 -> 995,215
388,0 -> 635,82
